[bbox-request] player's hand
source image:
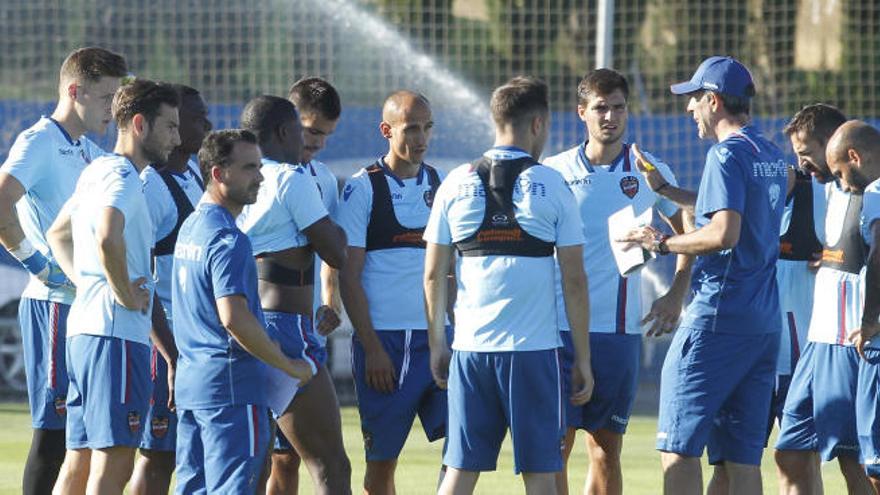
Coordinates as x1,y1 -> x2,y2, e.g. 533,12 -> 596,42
570,360 -> 594,406
118,277 -> 150,314
315,305 -> 341,336
20,251 -> 75,290
808,251 -> 822,272
430,346 -> 452,390
616,225 -> 662,252
849,321 -> 880,360
166,362 -> 176,412
364,344 -> 397,394
287,358 -> 315,385
632,143 -> 668,192
643,290 -> 684,337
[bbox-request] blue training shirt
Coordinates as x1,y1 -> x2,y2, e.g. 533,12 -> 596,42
681,125 -> 787,334
172,202 -> 268,409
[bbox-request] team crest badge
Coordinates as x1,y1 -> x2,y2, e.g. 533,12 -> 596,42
619,176 -> 639,199
54,397 -> 66,416
151,416 -> 169,438
128,411 -> 141,433
423,189 -> 435,208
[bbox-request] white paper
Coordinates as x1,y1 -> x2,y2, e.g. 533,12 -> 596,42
265,366 -> 302,418
608,205 -> 655,276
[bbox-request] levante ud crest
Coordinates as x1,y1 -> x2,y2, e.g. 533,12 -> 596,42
620,176 -> 639,199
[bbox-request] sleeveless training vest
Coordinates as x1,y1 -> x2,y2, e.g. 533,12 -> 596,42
364,161 -> 440,251
154,167 -> 205,256
821,193 -> 867,274
454,156 -> 555,258
779,171 -> 822,261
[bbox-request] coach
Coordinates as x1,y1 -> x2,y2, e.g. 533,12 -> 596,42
620,56 -> 787,495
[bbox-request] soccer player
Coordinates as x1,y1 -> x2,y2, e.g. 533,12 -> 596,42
238,95 -> 352,494
47,79 -> 180,495
171,129 -> 314,494
620,56 -> 787,494
267,77 -> 344,495
833,121 -> 880,493
424,76 -> 594,495
542,68 -> 690,495
0,47 -> 126,495
128,84 -> 212,495
773,104 -> 866,494
336,90 -> 449,495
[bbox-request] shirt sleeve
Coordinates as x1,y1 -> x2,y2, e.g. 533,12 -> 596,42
423,173 -> 455,246
335,174 -> 372,248
643,151 -> 681,218
318,167 -> 339,217
101,166 -> 138,220
551,173 -> 585,247
209,230 -> 254,300
279,167 -> 328,233
862,187 -> 880,246
697,144 -> 747,220
142,171 -> 176,242
1,130 -> 48,191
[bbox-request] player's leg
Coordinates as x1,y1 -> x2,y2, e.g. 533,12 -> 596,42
174,409 -> 206,495
130,348 -> 176,495
834,456 -> 874,494
441,351 -> 507,494
555,331 -> 580,495
775,341 -> 822,492
857,348 -> 880,494
413,329 -> 452,492
556,428 -> 577,495
267,439 -> 301,495
53,333 -> 93,495
86,446 -> 138,494
277,365 -> 351,495
52,449 -> 90,495
523,472 -> 557,494
20,299 -> 70,494
706,465 -> 729,495
584,429 -> 624,495
660,453 -> 701,495
200,404 -> 271,494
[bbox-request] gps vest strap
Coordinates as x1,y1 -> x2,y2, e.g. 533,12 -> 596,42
154,168 -> 204,256
255,257 -> 315,287
779,171 -> 822,261
820,193 -> 867,274
454,156 -> 555,258
364,162 -> 440,251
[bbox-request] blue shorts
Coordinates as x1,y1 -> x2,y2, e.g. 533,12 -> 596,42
776,342 -> 861,461
776,259 -> 814,376
767,374 -> 792,442
66,335 -> 152,450
657,327 -> 778,466
559,331 -> 639,434
20,298 -> 70,429
857,348 -> 880,478
175,404 -> 270,494
265,311 -> 326,451
445,349 -> 564,474
140,345 -> 176,451
352,329 -> 450,461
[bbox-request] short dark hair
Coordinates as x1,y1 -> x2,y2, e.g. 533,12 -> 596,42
490,76 -> 549,128
59,47 -> 128,84
240,95 -> 298,146
112,79 -> 180,129
783,103 -> 848,144
198,129 -> 258,184
288,77 -> 341,121
714,91 -> 752,116
577,68 -> 629,106
170,83 -> 200,101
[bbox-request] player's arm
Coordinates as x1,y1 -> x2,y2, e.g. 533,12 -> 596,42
95,206 -> 150,312
619,209 -> 741,256
303,217 -> 347,269
644,210 -> 694,336
339,246 -> 396,393
424,242 -> 453,389
315,263 -> 342,336
46,203 -> 76,284
150,294 -> 178,409
854,222 -> 880,358
632,143 -> 696,212
216,294 -> 313,383
557,244 -> 593,405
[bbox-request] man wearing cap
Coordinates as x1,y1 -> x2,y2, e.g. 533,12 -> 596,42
620,56 -> 787,494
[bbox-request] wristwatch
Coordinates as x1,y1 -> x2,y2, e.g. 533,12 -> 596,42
653,236 -> 670,255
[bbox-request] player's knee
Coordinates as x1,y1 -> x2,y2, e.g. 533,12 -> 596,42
774,449 -> 811,475
661,452 -> 697,472
272,450 -> 301,474
365,459 -> 396,481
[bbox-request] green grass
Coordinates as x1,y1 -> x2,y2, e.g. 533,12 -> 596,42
0,403 -> 852,494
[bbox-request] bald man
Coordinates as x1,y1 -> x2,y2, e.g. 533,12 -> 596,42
338,90 -> 450,494
824,121 -> 880,490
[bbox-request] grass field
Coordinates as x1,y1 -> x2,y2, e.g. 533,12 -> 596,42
0,402 -> 851,494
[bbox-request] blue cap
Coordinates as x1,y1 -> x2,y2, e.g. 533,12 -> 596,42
670,56 -> 755,98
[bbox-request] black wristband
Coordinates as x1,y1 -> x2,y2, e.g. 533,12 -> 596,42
655,236 -> 671,255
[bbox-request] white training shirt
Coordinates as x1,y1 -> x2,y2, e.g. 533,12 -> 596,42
238,158 -> 328,256
141,160 -> 204,321
543,143 -> 679,334
0,116 -> 105,304
861,178 -> 880,351
335,161 -> 444,331
305,160 -> 339,313
66,155 -> 155,345
423,147 -> 584,352
808,183 -> 863,346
